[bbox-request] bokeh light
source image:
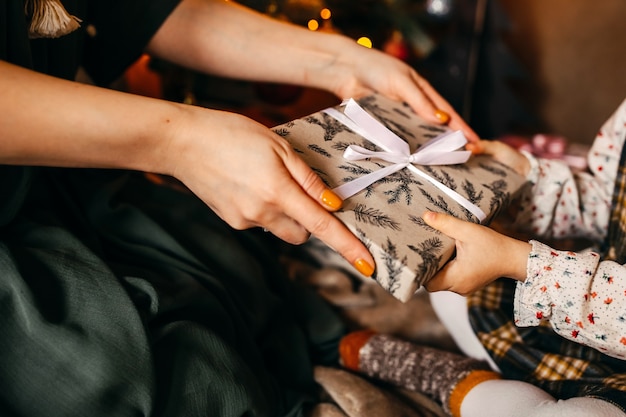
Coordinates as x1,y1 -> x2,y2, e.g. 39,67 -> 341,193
356,37 -> 372,48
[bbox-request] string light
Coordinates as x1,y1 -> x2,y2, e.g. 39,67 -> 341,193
308,19 -> 319,31
320,8 -> 331,20
356,37 -> 372,48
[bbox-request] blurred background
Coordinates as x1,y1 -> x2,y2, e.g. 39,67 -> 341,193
125,0 -> 626,150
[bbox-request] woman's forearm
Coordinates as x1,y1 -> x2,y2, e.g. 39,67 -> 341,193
146,0 -> 356,92
0,60 -> 180,174
145,0 -> 480,141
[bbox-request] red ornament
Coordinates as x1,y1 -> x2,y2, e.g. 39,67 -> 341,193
383,31 -> 410,61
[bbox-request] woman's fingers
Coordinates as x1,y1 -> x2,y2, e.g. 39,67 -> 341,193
405,72 -> 480,143
260,214 -> 310,245
281,152 -> 376,277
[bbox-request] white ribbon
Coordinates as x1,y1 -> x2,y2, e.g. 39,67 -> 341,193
322,99 -> 486,222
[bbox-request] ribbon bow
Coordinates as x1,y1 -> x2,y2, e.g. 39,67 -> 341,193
323,99 -> 486,222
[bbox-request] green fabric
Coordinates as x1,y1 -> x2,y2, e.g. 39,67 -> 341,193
0,170 -> 345,416
2,3 -> 346,415
82,0 -> 182,86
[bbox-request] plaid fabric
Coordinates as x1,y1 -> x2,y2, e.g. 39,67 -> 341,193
467,279 -> 626,411
467,132 -> 626,411
603,140 -> 626,264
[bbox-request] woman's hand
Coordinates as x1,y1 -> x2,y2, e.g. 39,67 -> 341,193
164,105 -> 376,277
148,0 -> 479,142
421,211 -> 531,295
324,43 -> 479,142
466,139 -> 531,177
0,61 -> 377,278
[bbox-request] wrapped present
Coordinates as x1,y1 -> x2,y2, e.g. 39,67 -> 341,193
273,94 -> 527,302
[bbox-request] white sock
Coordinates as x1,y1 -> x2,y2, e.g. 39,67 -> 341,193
461,379 -> 625,417
430,292 -> 625,417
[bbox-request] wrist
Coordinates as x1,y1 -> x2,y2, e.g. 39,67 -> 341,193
140,101 -> 190,177
506,238 -> 532,282
302,33 -> 363,95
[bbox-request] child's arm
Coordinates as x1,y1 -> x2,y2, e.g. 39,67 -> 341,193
516,240 -> 626,360
472,99 -> 626,242
423,211 -> 626,360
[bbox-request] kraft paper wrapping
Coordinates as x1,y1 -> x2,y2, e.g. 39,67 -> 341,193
273,94 -> 527,302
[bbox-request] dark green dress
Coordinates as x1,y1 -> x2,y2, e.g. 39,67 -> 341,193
0,2 -> 344,416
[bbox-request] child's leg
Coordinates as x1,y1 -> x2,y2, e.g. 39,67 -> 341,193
339,330 -> 626,417
339,330 -> 501,417
429,290 -> 498,370
461,379 -> 625,417
422,292 -> 626,416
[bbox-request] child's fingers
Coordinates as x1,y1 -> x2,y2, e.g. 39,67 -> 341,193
422,211 -> 468,240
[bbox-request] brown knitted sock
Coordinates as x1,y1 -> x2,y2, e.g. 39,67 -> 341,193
339,330 -> 501,417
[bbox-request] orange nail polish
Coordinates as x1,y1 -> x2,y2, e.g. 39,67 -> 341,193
339,329 -> 376,371
353,258 -> 375,277
466,142 -> 483,155
434,109 -> 450,124
320,189 -> 343,211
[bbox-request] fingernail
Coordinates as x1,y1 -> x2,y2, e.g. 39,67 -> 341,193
320,189 -> 343,211
434,109 -> 450,124
466,142 -> 483,155
423,211 -> 435,221
353,258 -> 375,277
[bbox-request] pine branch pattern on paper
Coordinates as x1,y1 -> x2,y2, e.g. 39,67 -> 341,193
462,179 -> 484,205
485,179 -> 510,221
338,162 -> 377,197
447,163 -> 471,173
461,179 -> 485,221
332,140 -> 379,153
378,169 -> 424,205
479,161 -> 508,177
274,127 -> 290,137
418,123 -> 447,134
306,113 -> 354,141
308,144 -> 331,158
408,237 -> 444,285
381,238 -> 407,293
339,162 -> 374,180
271,93 -> 525,302
422,166 -> 457,191
419,188 -> 458,217
408,215 -> 440,233
360,97 -> 419,143
354,227 -> 373,252
353,204 -> 401,231
380,169 -> 423,204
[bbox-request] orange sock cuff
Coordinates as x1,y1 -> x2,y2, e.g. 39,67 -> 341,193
449,370 -> 501,417
338,329 -> 377,371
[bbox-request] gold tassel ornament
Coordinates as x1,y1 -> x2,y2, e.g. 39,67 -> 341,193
24,0 -> 82,39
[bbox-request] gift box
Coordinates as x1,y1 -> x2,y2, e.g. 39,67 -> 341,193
273,94 -> 527,302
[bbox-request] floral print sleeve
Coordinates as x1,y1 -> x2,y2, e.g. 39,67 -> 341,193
515,98 -> 626,242
515,240 -> 626,360
513,99 -> 626,359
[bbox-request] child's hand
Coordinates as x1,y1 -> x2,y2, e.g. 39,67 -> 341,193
422,211 -> 532,295
466,139 -> 531,177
